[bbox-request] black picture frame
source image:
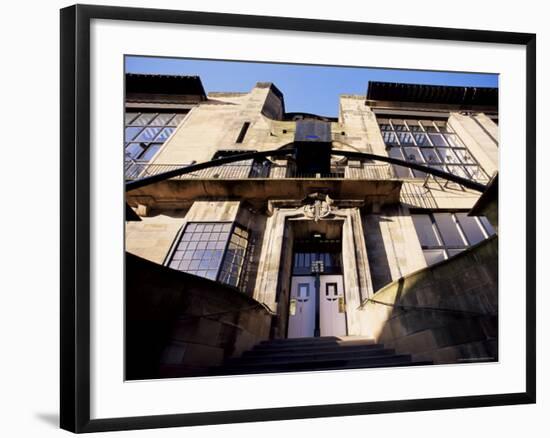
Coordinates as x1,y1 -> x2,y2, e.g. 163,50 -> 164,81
60,4 -> 536,433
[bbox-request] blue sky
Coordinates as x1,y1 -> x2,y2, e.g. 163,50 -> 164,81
126,56 -> 498,117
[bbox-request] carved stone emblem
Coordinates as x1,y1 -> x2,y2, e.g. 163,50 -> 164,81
303,193 -> 334,222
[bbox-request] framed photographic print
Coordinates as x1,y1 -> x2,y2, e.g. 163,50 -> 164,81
60,4 -> 536,433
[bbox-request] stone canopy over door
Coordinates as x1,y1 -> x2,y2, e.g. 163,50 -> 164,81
254,196 -> 375,339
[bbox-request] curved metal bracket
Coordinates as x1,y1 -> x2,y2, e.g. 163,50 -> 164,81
125,147 -> 488,193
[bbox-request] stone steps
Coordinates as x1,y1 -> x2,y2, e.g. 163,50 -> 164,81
211,336 -> 431,376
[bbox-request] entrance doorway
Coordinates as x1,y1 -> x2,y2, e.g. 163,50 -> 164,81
287,234 -> 347,338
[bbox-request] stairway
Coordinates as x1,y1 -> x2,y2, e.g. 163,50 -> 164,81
213,336 -> 432,376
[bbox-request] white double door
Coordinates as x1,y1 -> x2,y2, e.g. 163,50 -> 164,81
287,275 -> 347,338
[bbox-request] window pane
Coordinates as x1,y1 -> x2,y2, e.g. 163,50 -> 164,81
125,126 -> 143,142
407,121 -> 422,131
447,248 -> 465,258
125,143 -> 144,159
421,121 -> 437,132
140,144 -> 162,161
392,122 -> 407,131
135,127 -> 162,142
155,127 -> 175,142
170,113 -> 187,125
388,148 -> 411,178
130,113 -> 156,126
438,148 -> 459,164
413,132 -> 430,146
464,166 -> 487,182
125,112 -> 139,124
412,215 -> 440,246
428,133 -> 448,146
382,131 -> 398,144
455,213 -> 485,245
433,213 -> 465,246
397,132 -> 414,145
423,249 -> 446,266
403,147 -> 424,163
438,123 -> 452,134
150,113 -> 175,125
421,148 -> 441,164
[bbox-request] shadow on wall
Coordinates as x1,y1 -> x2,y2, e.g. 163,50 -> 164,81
125,253 -> 273,380
360,235 -> 498,365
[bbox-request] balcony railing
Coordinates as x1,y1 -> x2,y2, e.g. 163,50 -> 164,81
124,160 -> 397,182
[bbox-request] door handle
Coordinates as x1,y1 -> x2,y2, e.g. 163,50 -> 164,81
338,296 -> 346,313
289,298 -> 297,316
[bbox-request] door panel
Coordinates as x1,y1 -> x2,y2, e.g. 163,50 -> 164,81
287,276 -> 316,338
320,275 -> 347,336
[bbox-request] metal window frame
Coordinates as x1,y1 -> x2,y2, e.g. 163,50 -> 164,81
124,111 -> 182,161
382,118 -> 489,181
414,211 -> 492,262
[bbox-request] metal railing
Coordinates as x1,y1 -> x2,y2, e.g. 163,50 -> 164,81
125,160 -> 396,182
125,160 -> 271,181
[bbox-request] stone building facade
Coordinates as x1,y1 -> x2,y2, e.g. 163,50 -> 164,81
125,74 -> 498,378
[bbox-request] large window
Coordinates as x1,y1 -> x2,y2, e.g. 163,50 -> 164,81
378,119 -> 489,183
124,111 -> 187,163
412,212 -> 496,266
168,222 -> 249,287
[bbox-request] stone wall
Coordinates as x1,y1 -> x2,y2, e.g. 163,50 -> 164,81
359,235 -> 498,364
126,253 -> 273,380
125,209 -> 188,264
363,204 -> 427,292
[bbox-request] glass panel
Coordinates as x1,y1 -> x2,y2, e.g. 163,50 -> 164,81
125,112 -> 139,124
379,124 -> 392,131
169,113 -> 187,125
150,113 -> 175,125
421,121 -> 437,132
423,249 -> 446,266
438,148 -> 460,164
413,132 -> 430,146
125,143 -> 144,159
428,133 -> 448,146
382,131 -> 398,144
403,147 -> 424,163
124,126 -> 143,141
421,148 -> 441,164
455,213 -> 485,245
454,149 -> 475,164
412,215 -> 440,246
135,127 -> 162,142
412,169 -> 427,178
397,132 -> 414,145
437,122 -> 452,133
392,121 -> 407,131
433,213 -> 465,246
139,144 -> 161,161
389,146 -> 411,178
464,166 -> 486,181
407,121 -> 422,131
130,113 -> 156,126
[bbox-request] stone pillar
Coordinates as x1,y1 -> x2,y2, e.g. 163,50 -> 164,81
336,208 -> 375,335
253,209 -> 289,310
